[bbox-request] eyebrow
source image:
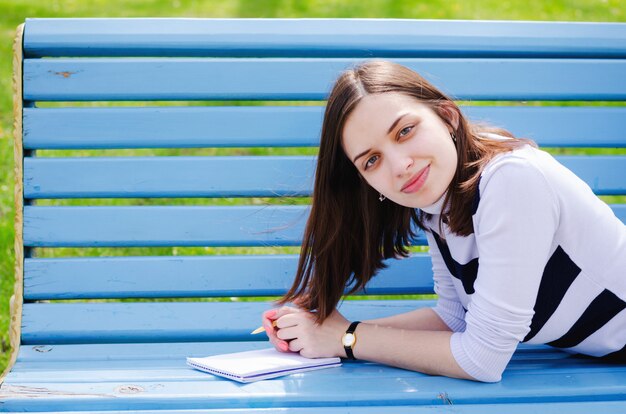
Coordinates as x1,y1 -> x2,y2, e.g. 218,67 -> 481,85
387,112 -> 410,135
352,149 -> 370,164
352,112 -> 410,163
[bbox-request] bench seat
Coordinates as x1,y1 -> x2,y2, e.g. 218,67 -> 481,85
3,299 -> 626,410
4,339 -> 626,411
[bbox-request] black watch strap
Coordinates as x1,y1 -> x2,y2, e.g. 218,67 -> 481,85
343,321 -> 361,360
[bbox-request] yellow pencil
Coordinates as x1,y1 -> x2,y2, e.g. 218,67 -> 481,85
251,320 -> 277,335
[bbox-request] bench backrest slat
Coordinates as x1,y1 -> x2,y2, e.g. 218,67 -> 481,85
23,19 -> 626,58
24,106 -> 626,149
23,58 -> 626,101
20,300 -> 428,345
24,157 -> 316,198
24,254 -> 434,301
24,205 -> 313,247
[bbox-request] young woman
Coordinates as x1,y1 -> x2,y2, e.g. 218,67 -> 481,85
260,60 -> 626,382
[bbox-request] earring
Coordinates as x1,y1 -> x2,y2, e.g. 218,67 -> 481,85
451,131 -> 457,143
379,194 -> 386,202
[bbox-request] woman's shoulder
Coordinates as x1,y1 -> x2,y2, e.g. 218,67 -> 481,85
476,132 -> 544,174
474,141 -> 564,210
481,142 -> 546,181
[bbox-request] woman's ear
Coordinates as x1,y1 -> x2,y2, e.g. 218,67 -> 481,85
437,101 -> 460,132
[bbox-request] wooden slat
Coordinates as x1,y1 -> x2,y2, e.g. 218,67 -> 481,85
555,156 -> 626,196
23,58 -> 626,101
10,341 -> 556,363
23,106 -> 626,150
2,341 -> 626,411
2,402 -> 626,414
23,106 -> 323,149
23,18 -> 626,58
463,106 -> 626,148
4,345 -> 622,383
23,254 -> 434,300
20,301 -> 434,345
24,156 -> 316,198
23,156 -> 626,199
22,205 -> 312,247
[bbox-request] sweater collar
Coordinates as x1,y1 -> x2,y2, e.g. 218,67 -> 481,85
420,192 -> 448,215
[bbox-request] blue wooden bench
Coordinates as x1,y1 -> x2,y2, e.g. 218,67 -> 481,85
1,18 -> 625,412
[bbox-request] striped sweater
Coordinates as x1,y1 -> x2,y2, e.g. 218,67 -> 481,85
423,144 -> 626,382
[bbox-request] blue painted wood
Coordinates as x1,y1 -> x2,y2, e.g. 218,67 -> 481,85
20,301 -> 435,345
4,346 -> 621,386
22,205 -> 312,247
23,106 -> 324,149
11,340 -> 556,363
23,254 -> 434,300
23,58 -> 626,101
555,156 -> 626,196
3,366 -> 624,411
3,376 -> 626,412
23,156 -> 626,198
24,156 -> 317,198
4,403 -> 626,414
7,354 -> 623,389
462,106 -> 626,148
23,18 -> 626,58
7,340 -> 561,363
24,106 -> 626,150
2,341 -> 625,411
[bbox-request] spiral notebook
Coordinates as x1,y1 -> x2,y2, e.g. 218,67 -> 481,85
187,348 -> 342,383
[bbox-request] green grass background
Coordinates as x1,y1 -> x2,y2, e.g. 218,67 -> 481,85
0,0 -> 624,374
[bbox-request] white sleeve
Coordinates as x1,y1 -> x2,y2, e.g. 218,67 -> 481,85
450,158 -> 559,382
425,230 -> 467,333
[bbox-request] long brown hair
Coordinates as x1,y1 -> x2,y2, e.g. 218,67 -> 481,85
279,60 -> 533,321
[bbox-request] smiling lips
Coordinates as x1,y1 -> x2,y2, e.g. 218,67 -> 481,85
401,165 -> 430,193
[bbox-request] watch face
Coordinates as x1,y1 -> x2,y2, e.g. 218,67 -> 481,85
342,333 -> 355,347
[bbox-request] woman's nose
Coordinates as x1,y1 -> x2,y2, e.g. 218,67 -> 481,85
391,152 -> 414,177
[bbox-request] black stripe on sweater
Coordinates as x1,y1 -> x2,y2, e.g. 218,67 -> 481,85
548,289 -> 626,349
523,246 -> 581,342
431,231 -> 478,295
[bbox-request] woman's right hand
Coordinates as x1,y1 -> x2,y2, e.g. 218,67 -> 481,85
262,306 -> 301,353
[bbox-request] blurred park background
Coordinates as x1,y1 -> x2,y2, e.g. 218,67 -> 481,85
0,0 -> 624,373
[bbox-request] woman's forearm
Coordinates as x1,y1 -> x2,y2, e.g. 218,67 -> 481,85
364,307 -> 452,332
352,322 -> 473,380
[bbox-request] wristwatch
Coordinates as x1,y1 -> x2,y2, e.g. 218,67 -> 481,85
341,321 -> 361,360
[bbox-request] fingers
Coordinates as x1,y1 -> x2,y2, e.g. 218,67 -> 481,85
267,332 -> 289,353
263,319 -> 289,352
261,309 -> 278,329
274,339 -> 290,353
260,314 -> 273,332
262,306 -> 319,354
273,306 -> 302,320
288,338 -> 303,353
275,325 -> 298,341
262,306 -> 300,352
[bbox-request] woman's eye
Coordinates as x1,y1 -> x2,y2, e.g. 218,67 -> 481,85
365,155 -> 379,170
399,125 -> 413,138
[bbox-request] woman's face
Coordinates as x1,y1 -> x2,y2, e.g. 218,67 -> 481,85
341,92 -> 458,209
